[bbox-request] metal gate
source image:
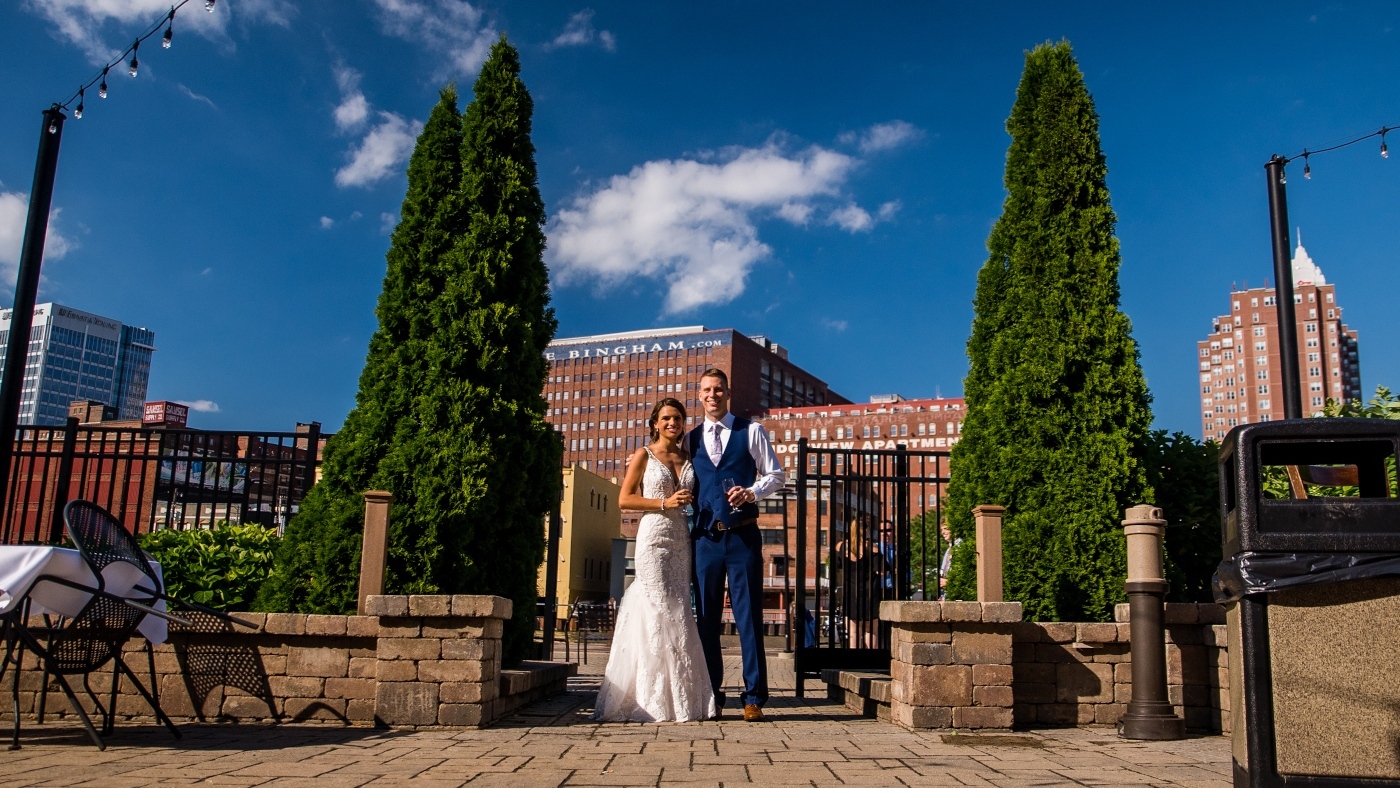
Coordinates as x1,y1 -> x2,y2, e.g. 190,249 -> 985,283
792,437 -> 951,695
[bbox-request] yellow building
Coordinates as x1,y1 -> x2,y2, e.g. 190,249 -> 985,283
539,465 -> 621,620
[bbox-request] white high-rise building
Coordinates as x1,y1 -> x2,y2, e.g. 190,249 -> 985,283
0,303 -> 157,426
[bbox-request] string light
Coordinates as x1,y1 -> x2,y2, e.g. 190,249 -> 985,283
75,88 -> 84,119
1276,123 -> 1400,181
53,0 -> 209,118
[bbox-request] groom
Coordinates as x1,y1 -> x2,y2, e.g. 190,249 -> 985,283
690,368 -> 785,722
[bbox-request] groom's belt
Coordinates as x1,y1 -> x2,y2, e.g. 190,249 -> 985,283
711,517 -> 758,532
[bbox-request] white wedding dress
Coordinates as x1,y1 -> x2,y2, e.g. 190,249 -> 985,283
591,450 -> 717,722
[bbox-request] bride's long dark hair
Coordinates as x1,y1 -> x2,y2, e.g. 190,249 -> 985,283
648,398 -> 687,442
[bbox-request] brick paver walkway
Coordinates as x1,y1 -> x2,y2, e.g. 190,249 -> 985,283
0,649 -> 1231,787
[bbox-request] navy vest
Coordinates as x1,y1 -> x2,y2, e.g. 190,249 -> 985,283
690,417 -> 761,531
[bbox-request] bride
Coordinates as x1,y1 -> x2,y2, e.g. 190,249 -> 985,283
591,398 -> 717,722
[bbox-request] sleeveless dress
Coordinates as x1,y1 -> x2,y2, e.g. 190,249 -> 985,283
591,450 -> 717,722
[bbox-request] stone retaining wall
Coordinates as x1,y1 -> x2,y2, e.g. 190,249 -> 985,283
7,595 -> 575,729
879,601 -> 1229,733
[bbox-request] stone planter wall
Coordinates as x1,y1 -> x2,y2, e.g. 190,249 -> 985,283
879,600 -> 1229,733
7,594 -> 575,729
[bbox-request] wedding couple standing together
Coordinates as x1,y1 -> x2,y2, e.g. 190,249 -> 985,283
591,368 -> 785,723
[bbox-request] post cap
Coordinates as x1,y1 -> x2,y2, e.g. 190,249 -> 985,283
363,490 -> 393,503
972,504 -> 1006,515
1122,505 -> 1164,528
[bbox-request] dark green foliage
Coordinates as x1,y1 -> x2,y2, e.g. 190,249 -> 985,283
141,524 -> 280,612
258,37 -> 560,665
944,42 -> 1153,621
1141,431 -> 1220,603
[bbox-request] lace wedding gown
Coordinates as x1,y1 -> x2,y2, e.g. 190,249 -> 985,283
591,450 -> 717,722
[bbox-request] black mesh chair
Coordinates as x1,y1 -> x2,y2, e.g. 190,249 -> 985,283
0,501 -> 191,749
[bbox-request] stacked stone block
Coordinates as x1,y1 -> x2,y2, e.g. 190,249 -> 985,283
874,600 -> 1229,733
8,594 -> 575,730
366,594 -> 508,727
881,600 -> 1022,730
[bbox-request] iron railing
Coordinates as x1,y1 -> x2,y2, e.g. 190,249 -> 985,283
793,438 -> 950,695
1,419 -> 324,544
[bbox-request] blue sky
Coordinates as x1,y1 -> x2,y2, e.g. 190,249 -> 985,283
1,2 -> 1398,435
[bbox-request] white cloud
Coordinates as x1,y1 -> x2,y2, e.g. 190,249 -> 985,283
877,200 -> 902,220
332,64 -> 369,131
335,113 -> 422,188
840,120 -> 924,154
200,266 -> 212,275
821,318 -> 848,332
547,9 -> 616,52
320,216 -> 335,229
776,202 -> 813,225
371,0 -> 496,76
183,399 -> 220,413
829,203 -> 873,233
177,83 -> 217,109
380,212 -> 398,234
0,191 -> 75,286
548,142 -> 855,313
23,0 -> 294,63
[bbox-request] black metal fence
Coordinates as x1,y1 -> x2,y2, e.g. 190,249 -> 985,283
793,438 -> 950,694
1,418 -> 324,544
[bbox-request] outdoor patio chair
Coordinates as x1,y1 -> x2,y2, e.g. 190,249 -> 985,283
0,501 -> 193,750
564,600 -> 615,664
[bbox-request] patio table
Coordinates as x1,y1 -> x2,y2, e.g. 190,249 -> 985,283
0,545 -> 168,643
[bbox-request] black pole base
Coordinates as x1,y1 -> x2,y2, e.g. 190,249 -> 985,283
1119,702 -> 1186,740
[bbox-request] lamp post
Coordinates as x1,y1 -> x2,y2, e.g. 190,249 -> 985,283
0,107 -> 66,525
1264,156 -> 1303,419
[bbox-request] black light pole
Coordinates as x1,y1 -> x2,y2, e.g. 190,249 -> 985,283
1265,155 -> 1303,419
0,106 -> 66,521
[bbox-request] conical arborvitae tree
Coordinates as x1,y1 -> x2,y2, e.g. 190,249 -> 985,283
944,41 -> 1152,622
259,37 -> 560,664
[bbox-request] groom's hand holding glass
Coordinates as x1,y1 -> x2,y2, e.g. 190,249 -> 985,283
721,477 -> 754,514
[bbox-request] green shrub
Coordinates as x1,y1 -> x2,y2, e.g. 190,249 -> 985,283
140,523 -> 280,611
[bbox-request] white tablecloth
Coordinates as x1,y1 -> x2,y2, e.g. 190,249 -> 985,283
0,546 -> 168,644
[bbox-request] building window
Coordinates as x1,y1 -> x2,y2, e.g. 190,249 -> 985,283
862,426 -> 871,438
1257,370 -> 1268,380
1258,400 -> 1271,409
1254,327 -> 1266,336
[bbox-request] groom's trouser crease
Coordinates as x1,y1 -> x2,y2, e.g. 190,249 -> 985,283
693,524 -> 769,708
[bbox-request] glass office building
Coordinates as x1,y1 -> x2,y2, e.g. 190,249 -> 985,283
0,303 -> 156,425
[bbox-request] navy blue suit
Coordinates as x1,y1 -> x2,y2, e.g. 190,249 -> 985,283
690,418 -> 768,708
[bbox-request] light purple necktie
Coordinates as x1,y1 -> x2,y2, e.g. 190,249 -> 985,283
710,423 -> 723,465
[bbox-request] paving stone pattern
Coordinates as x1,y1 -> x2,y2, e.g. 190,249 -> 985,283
0,650 -> 1230,787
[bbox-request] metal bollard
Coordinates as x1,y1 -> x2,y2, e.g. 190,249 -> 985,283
1118,504 -> 1185,740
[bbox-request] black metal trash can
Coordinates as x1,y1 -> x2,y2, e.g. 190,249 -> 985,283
1215,419 -> 1400,787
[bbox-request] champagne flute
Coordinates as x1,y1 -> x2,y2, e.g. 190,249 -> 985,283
721,477 -> 744,514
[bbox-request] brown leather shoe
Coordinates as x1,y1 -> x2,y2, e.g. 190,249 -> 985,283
743,704 -> 766,722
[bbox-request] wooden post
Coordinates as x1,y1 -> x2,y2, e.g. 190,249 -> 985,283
358,490 -> 392,615
972,504 -> 1005,602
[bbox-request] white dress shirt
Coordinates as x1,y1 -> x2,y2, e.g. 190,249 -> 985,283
702,412 -> 786,500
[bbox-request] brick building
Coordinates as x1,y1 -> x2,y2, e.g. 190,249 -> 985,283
1196,233 -> 1361,441
543,326 -> 849,535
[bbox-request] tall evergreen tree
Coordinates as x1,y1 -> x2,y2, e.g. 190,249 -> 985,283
259,37 -> 560,664
944,41 -> 1152,621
